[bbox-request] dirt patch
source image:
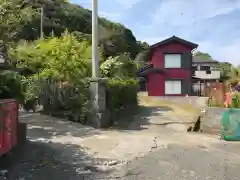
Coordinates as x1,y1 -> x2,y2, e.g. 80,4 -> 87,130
138,95 -> 201,117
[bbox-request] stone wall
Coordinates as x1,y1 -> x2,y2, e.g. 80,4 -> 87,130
201,107 -> 226,134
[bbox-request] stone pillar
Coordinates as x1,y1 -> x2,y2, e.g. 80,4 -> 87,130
90,78 -> 111,128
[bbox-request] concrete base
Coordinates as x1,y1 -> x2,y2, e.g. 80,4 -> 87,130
90,78 -> 111,128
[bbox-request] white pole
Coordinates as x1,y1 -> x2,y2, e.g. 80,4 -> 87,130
92,0 -> 99,78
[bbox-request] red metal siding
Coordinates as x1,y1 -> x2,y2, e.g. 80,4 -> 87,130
148,42 -> 192,96
147,72 -> 163,96
0,99 -> 18,156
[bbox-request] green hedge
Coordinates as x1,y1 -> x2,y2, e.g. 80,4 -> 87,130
106,78 -> 138,112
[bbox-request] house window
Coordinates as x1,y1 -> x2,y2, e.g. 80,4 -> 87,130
165,80 -> 182,94
164,54 -> 181,68
200,66 -> 210,71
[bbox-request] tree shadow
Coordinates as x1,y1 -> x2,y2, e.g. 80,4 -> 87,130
1,135 -> 113,180
19,112 -> 102,140
0,112 -> 120,179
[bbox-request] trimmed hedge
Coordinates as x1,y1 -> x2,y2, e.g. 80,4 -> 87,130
106,78 -> 138,112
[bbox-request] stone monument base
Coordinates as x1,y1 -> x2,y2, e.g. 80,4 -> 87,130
90,78 -> 111,128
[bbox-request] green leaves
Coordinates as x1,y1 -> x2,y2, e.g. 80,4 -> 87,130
106,78 -> 138,112
0,0 -> 36,47
0,70 -> 24,100
10,31 -> 97,82
193,51 -> 212,60
100,53 -> 138,78
1,0 -> 141,59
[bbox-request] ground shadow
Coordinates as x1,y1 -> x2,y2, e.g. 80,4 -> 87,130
0,112 -> 117,179
19,105 -> 173,134
110,105 -> 174,131
19,112 -> 102,140
1,136 -> 113,180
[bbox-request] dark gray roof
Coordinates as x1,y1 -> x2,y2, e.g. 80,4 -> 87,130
192,56 -> 218,63
150,35 -> 198,50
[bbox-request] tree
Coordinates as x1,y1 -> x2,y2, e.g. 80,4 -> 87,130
137,41 -> 149,51
101,53 -> 137,78
216,62 -> 233,79
0,0 -> 36,49
9,31 -> 97,81
193,51 -> 212,60
5,0 -> 141,59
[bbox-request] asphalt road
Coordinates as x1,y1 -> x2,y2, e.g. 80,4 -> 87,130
2,137 -> 240,180
99,143 -> 240,180
3,109 -> 240,180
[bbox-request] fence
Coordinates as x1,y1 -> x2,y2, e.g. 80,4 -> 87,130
206,82 -> 227,107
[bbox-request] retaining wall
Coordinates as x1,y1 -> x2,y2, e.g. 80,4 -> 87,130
201,107 -> 226,135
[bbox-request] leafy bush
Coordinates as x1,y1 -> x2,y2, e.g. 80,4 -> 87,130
106,78 -> 138,112
227,77 -> 240,87
0,71 -> 24,101
230,92 -> 240,108
101,53 -> 138,78
9,32 -> 94,118
38,78 -> 90,123
9,31 -> 98,79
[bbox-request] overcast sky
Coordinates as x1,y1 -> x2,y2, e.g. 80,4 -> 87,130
71,0 -> 240,65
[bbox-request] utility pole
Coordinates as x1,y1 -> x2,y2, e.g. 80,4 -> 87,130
92,0 -> 99,77
40,7 -> 44,40
90,0 -> 109,128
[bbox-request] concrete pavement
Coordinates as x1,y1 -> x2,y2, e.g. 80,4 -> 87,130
6,95 -> 240,180
103,142 -> 240,180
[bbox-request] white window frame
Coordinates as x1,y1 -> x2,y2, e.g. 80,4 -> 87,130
165,80 -> 182,95
164,54 -> 181,68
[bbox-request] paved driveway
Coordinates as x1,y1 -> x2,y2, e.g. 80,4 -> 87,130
3,95 -> 240,180
104,142 -> 240,180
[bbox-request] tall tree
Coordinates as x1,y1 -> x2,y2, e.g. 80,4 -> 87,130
0,0 -> 36,49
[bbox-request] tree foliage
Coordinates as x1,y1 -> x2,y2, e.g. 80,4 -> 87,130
101,53 -> 138,78
9,31 -> 96,81
0,0 -> 36,50
1,0 -> 142,59
193,51 -> 212,60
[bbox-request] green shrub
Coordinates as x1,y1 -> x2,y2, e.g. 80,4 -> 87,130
101,53 -> 138,78
9,32 -> 94,121
106,78 -> 138,112
0,70 -> 24,101
40,78 -> 90,123
231,92 -> 240,108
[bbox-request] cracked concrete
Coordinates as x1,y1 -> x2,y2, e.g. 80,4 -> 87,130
17,95 -> 210,170
6,95 -> 240,179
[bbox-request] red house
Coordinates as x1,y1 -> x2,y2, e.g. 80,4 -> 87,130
140,36 -> 198,96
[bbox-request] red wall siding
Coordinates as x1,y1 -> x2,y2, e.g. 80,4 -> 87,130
148,42 -> 192,96
147,72 -> 163,96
